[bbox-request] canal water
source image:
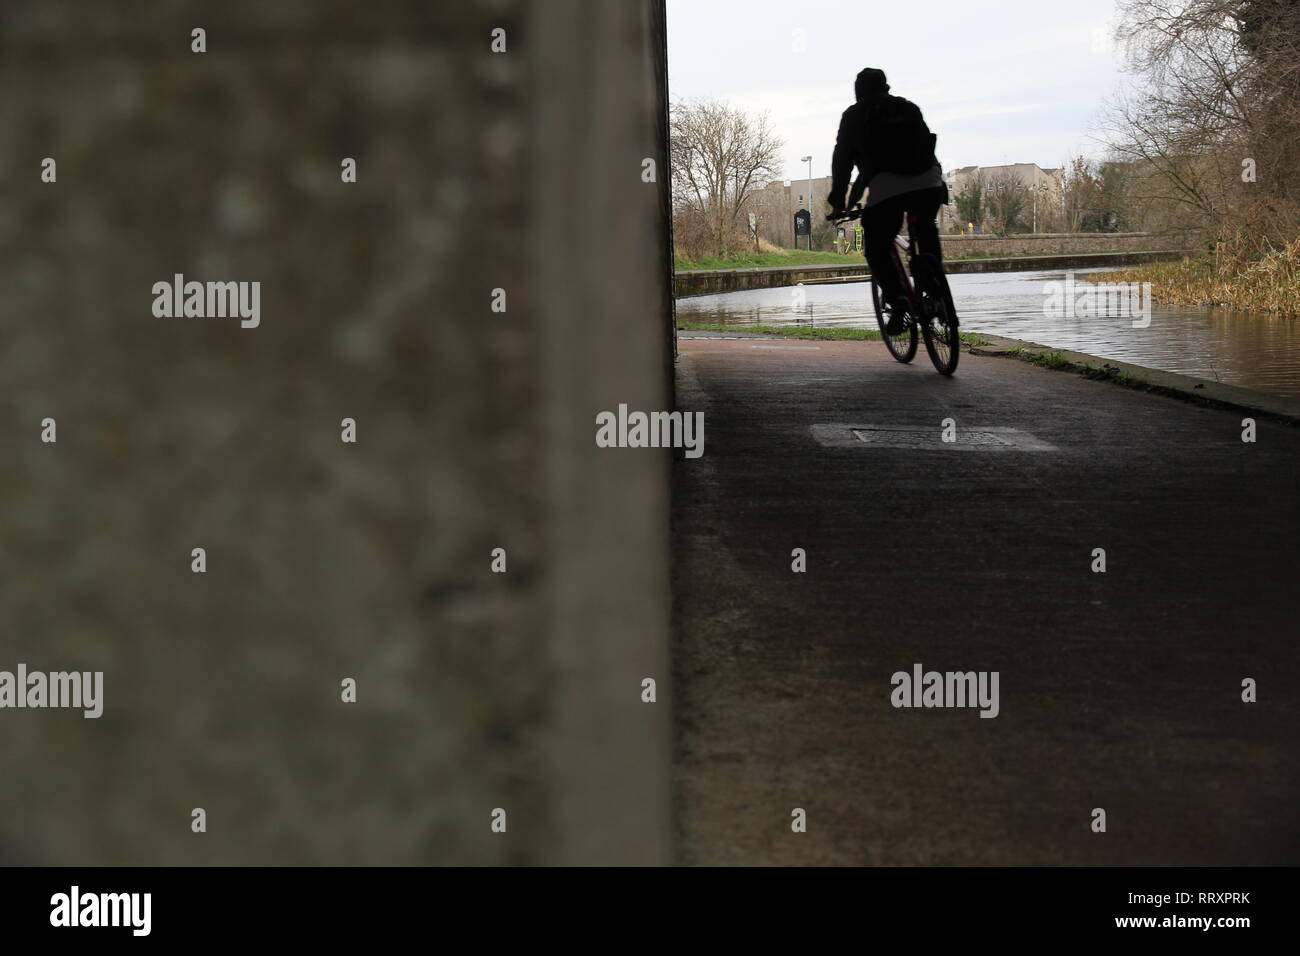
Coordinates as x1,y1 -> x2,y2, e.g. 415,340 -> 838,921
676,267 -> 1300,399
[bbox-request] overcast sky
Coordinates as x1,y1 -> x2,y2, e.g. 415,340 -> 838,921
667,0 -> 1130,182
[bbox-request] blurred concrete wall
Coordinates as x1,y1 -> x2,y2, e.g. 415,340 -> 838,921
0,0 -> 670,864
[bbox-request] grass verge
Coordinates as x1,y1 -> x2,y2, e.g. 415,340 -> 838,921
676,322 -> 988,346
1001,346 -> 1133,383
674,250 -> 856,271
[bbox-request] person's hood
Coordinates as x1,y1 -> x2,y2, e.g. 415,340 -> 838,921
854,67 -> 890,102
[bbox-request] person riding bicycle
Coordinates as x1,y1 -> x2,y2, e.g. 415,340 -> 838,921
827,68 -> 949,335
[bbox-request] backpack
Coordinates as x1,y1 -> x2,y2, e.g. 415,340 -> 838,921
865,95 -> 937,175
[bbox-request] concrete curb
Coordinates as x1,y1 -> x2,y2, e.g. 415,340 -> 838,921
969,332 -> 1300,424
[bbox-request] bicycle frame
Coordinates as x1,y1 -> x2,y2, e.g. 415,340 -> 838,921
833,207 -> 925,310
882,212 -> 956,322
889,224 -> 917,311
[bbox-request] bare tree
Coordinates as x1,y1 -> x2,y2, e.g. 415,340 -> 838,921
953,175 -> 984,232
1061,157 -> 1101,233
985,173 -> 1028,234
1102,0 -> 1300,249
670,99 -> 783,257
1032,173 -> 1069,233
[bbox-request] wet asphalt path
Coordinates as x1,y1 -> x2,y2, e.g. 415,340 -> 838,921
672,336 -> 1299,865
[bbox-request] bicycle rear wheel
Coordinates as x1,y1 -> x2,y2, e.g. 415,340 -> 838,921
871,278 -> 917,364
918,270 -> 960,376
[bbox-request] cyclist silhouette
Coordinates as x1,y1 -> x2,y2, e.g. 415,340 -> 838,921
827,68 -> 948,334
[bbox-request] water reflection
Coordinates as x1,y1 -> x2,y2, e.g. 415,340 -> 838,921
676,267 -> 1300,398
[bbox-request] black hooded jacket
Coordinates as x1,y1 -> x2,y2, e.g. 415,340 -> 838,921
829,93 -> 935,209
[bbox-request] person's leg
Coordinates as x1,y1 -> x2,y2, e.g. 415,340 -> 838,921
863,196 -> 906,301
906,185 -> 947,265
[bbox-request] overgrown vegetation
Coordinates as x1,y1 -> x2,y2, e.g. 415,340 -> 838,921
1090,236 -> 1300,314
1101,0 -> 1300,309
670,100 -> 783,259
1030,350 -> 1071,369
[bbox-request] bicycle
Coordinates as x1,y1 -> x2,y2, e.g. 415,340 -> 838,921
830,206 -> 961,375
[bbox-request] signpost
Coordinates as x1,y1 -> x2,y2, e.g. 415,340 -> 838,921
794,208 -> 811,247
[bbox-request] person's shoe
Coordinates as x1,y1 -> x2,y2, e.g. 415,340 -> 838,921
884,296 -> 910,335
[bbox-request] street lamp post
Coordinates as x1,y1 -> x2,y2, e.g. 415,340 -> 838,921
801,155 -> 813,251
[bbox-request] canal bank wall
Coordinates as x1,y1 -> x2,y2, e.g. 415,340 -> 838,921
674,249 -> 1190,298
941,230 -> 1193,257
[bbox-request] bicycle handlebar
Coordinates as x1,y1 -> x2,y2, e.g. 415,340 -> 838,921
828,205 -> 865,224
